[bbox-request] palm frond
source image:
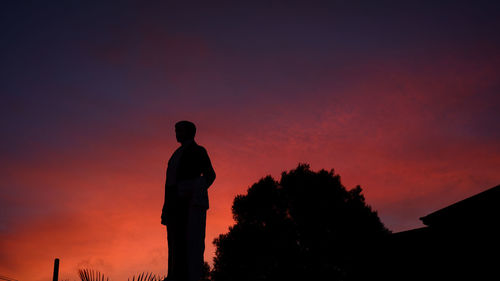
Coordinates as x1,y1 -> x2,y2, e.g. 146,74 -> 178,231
78,269 -> 109,281
127,272 -> 161,281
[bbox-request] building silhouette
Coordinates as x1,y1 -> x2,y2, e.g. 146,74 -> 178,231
384,185 -> 499,280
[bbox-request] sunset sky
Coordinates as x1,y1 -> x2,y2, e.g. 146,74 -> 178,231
1,1 -> 500,280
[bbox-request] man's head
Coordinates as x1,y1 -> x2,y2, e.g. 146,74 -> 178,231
175,120 -> 196,144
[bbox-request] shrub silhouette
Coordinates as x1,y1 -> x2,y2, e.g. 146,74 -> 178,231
211,164 -> 390,281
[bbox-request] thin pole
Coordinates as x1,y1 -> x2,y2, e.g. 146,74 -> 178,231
52,258 -> 59,281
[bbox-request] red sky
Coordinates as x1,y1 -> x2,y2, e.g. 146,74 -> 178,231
1,1 -> 500,281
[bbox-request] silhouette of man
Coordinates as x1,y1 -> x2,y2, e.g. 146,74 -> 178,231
162,121 -> 216,281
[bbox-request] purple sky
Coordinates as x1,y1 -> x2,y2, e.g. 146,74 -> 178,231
1,1 -> 500,280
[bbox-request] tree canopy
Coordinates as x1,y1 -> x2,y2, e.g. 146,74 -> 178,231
211,164 -> 390,281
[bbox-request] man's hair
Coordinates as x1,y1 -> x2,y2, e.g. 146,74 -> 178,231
175,120 -> 196,139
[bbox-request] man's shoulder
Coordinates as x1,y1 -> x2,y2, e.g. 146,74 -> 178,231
171,145 -> 184,156
196,143 -> 208,151
192,143 -> 208,155
182,142 -> 207,154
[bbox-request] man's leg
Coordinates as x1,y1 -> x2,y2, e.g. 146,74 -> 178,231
166,207 -> 181,281
167,198 -> 190,281
177,201 -> 189,281
186,205 -> 207,281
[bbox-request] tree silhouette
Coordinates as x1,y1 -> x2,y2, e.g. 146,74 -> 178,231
211,164 -> 390,281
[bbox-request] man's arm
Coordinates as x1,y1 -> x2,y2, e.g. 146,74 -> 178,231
200,147 -> 216,188
161,170 -> 168,225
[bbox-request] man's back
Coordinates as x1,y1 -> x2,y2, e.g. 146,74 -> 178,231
175,141 -> 216,187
